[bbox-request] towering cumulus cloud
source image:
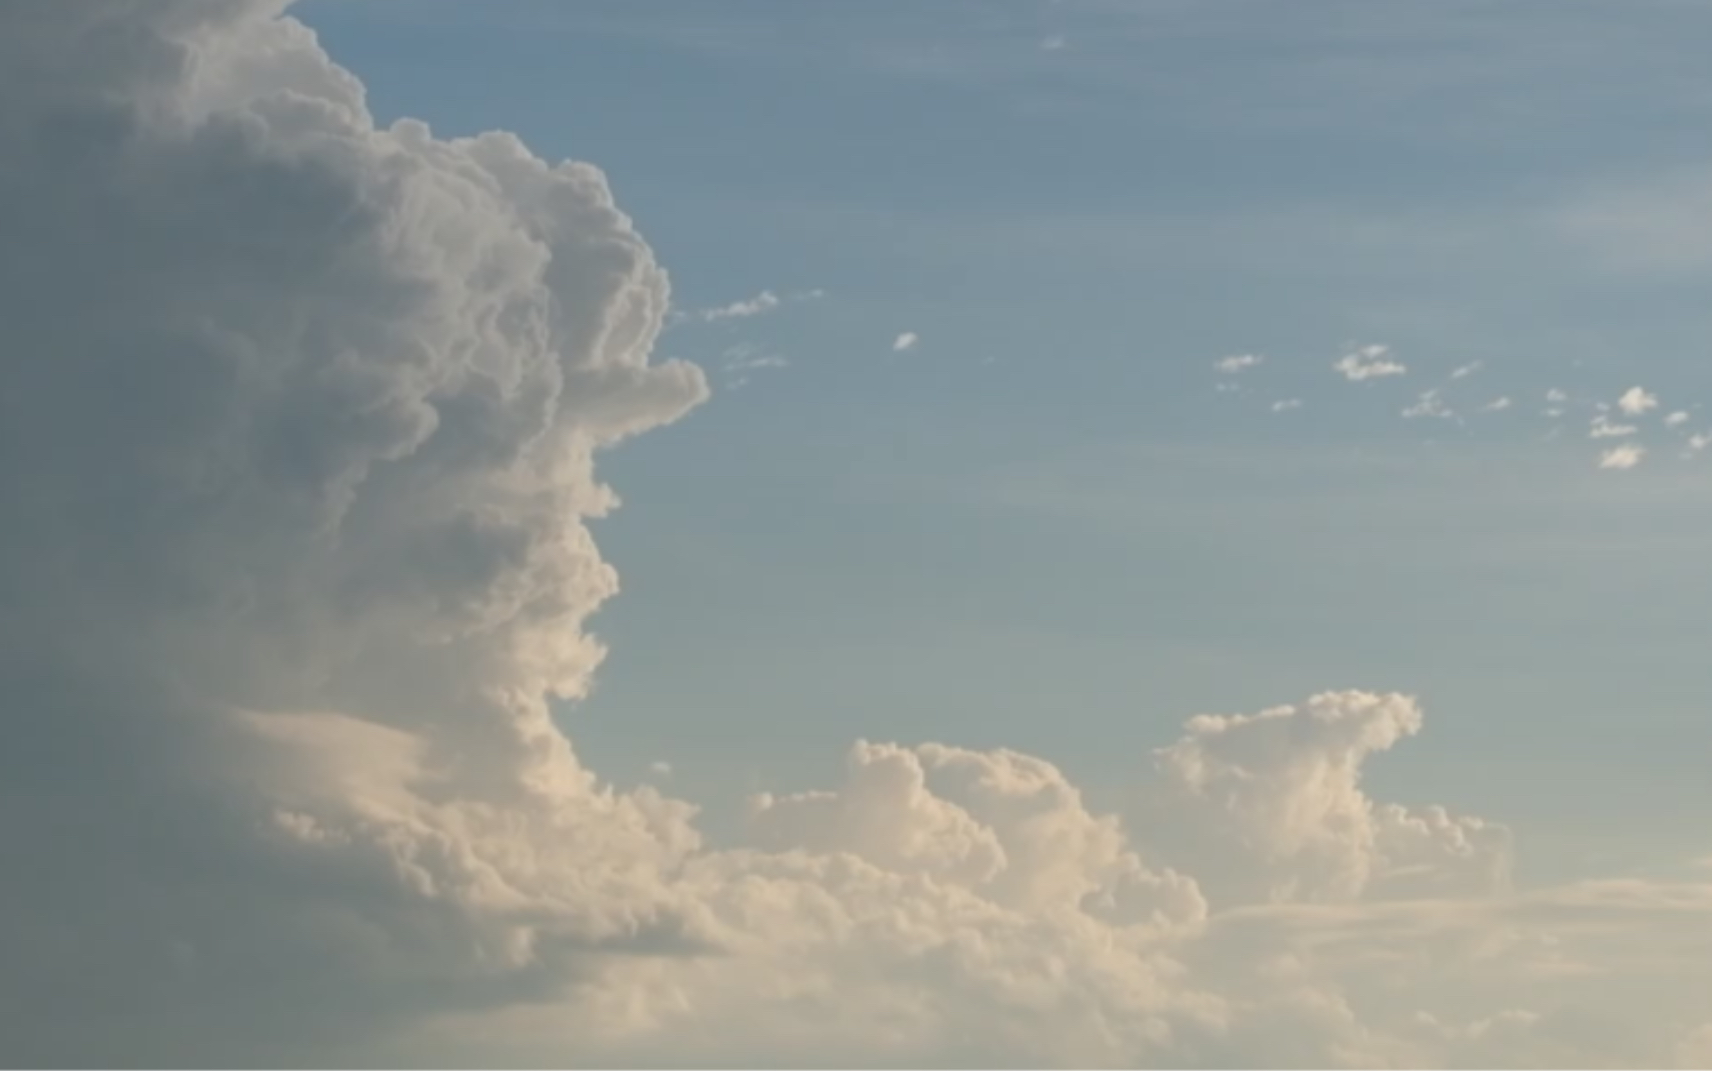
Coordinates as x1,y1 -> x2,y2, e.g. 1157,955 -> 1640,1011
0,0 -> 708,1061
2,3 -> 1711,1068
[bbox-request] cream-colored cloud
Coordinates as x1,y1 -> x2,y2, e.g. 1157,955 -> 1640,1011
1618,386 -> 1661,416
1139,692 -> 1510,908
1599,443 -> 1646,469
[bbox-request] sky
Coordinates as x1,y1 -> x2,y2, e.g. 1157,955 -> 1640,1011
2,1 -> 1712,1067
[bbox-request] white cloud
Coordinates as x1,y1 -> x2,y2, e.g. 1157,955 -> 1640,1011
720,344 -> 789,388
1617,386 -> 1660,416
1546,388 -> 1569,403
1688,433 -> 1711,454
1215,353 -> 1263,374
1271,398 -> 1304,412
1402,389 -> 1454,420
698,289 -> 781,321
1483,396 -> 1513,412
1664,410 -> 1690,427
1599,444 -> 1646,470
677,288 -> 821,325
1333,343 -> 1407,381
1589,414 -> 1638,439
1450,361 -> 1483,379
1040,34 -> 1068,51
6,3 -> 1712,1068
649,761 -> 674,778
893,331 -> 920,352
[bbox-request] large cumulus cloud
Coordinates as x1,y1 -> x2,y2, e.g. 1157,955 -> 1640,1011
3,2 -> 1711,1067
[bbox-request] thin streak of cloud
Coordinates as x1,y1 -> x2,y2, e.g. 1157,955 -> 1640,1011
1402,389 -> 1454,420
1215,353 -> 1264,374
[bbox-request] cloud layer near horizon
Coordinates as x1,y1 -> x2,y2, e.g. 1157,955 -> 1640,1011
2,4 -> 1710,1067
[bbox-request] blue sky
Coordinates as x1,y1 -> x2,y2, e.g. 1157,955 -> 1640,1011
291,0 -> 1712,879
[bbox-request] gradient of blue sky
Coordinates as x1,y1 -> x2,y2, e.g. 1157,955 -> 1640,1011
299,0 -> 1712,880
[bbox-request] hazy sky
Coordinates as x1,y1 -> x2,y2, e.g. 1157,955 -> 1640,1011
4,1 -> 1712,1066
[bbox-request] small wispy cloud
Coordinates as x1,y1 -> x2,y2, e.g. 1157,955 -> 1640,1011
1546,388 -> 1568,404
719,343 -> 789,389
1271,398 -> 1303,412
1449,361 -> 1483,380
1482,396 -> 1513,412
647,760 -> 673,778
700,290 -> 780,322
1617,386 -> 1660,416
1039,34 -> 1067,51
1688,432 -> 1711,454
892,331 -> 919,352
1333,343 -> 1406,381
1402,389 -> 1453,420
1214,353 -> 1263,374
676,287 -> 824,325
1589,414 -> 1638,439
1598,443 -> 1646,470
1664,410 -> 1690,428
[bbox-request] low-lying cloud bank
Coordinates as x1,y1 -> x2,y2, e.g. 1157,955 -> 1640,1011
1,4 -> 1709,1067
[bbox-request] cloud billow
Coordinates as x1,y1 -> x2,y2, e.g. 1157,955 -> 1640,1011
2,3 -> 1711,1068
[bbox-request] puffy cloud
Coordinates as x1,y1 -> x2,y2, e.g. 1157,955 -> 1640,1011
1665,410 -> 1691,427
893,330 -> 920,352
1617,386 -> 1660,415
5,2 -> 1712,1068
0,0 -> 711,1059
1138,692 -> 1510,908
749,740 -> 1206,929
1333,343 -> 1407,381
1599,443 -> 1646,469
